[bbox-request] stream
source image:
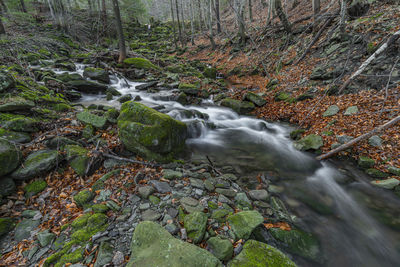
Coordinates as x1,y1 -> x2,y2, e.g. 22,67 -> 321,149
51,63 -> 400,266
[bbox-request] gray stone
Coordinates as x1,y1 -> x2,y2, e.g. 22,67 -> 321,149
150,180 -> 172,193
94,242 -> 114,267
371,178 -> 400,190
244,92 -> 266,107
11,150 -> 58,180
388,166 -> 400,176
337,135 -> 354,144
163,169 -> 183,180
0,177 -> 16,198
215,179 -> 230,189
323,105 -> 339,117
234,193 -> 252,209
248,190 -> 269,201
207,236 -> 233,261
15,219 -> 40,241
112,251 -> 125,266
0,139 -> 22,177
142,209 -> 161,221
204,179 -> 215,191
165,223 -> 179,235
139,203 -> 151,210
227,211 -> 264,240
77,111 -> 107,129
344,106 -> 359,115
294,134 -> 323,151
358,156 -> 375,169
368,135 -> 382,147
180,197 -> 203,213
83,67 -> 110,84
0,97 -> 34,112
216,188 -> 237,198
138,186 -> 155,199
22,209 -> 41,219
37,230 -> 55,247
190,178 -> 205,189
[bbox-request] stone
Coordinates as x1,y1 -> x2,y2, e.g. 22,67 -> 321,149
112,251 -> 125,266
184,211 -> 208,244
0,97 -> 34,112
165,223 -> 179,235
211,209 -> 230,223
149,195 -> 160,205
244,92 -> 266,107
178,83 -> 199,95
0,217 -> 15,236
0,139 -> 22,177
123,58 -> 159,70
37,230 -> 55,247
0,128 -> 31,143
234,193 -> 252,209
0,177 -> 16,198
0,71 -> 15,92
163,169 -> 183,180
180,197 -> 203,213
366,168 -> 389,178
216,188 -> 237,198
190,178 -> 205,189
368,135 -> 383,147
337,135 -> 354,144
94,242 -> 113,267
127,221 -> 221,267
15,218 -> 40,241
344,106 -> 359,115
65,145 -> 90,176
388,166 -> 400,176
0,113 -> 38,132
207,236 -> 233,261
24,179 -> 47,198
46,136 -> 80,149
83,67 -> 110,84
73,189 -> 95,208
228,240 -> 297,267
220,98 -> 255,115
77,111 -> 107,129
138,186 -> 155,199
203,67 -> 217,79
248,190 -> 269,201
136,81 -> 158,90
118,94 -> 133,103
269,228 -> 321,262
11,150 -> 58,180
323,105 -> 339,117
117,101 -> 187,162
150,180 -> 172,193
227,211 -> 264,240
141,209 -> 161,221
294,134 -> 323,151
371,178 -> 400,190
67,80 -> 108,93
358,156 -> 375,168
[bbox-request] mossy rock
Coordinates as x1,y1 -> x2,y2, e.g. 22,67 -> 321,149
0,97 -> 35,112
227,211 -> 264,240
358,156 -> 375,169
0,217 -> 15,236
55,73 -> 83,83
55,246 -> 84,267
92,204 -> 110,213
228,240 -> 297,267
0,128 -> 30,143
0,113 -> 39,132
67,80 -> 108,94
53,103 -> 71,112
71,213 -> 91,230
123,58 -> 159,70
0,139 -> 22,177
184,211 -> 208,244
0,71 -> 16,92
46,137 -> 80,150
73,189 -> 95,208
244,92 -> 266,107
83,67 -> 110,84
24,179 -> 47,198
294,134 -> 323,151
203,67 -> 217,79
207,236 -> 233,262
178,83 -> 199,95
11,150 -> 59,180
220,98 -> 255,115
366,168 -> 389,178
274,92 -> 293,102
117,101 -> 187,162
290,129 -> 305,140
77,111 -> 107,129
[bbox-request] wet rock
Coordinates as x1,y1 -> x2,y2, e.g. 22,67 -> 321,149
358,156 -> 375,168
117,101 -> 187,162
0,139 -> 22,177
228,239 -> 296,267
83,67 -> 110,84
136,81 -> 158,90
67,80 -> 108,93
290,129 -> 305,140
368,135 -> 382,147
94,242 -> 113,267
127,221 -> 221,266
184,211 -> 208,244
388,166 -> 400,176
244,92 -> 266,107
11,150 -> 58,180
227,210 -> 264,240
248,190 -> 269,201
220,98 -> 255,115
294,134 -> 323,151
37,230 -> 56,247
323,105 -> 339,117
15,218 -> 40,241
178,83 -> 199,95
207,236 -> 233,261
77,111 -> 107,129
141,209 -> 161,221
366,168 -> 389,178
117,94 -> 133,103
344,106 -> 359,115
371,178 -> 400,190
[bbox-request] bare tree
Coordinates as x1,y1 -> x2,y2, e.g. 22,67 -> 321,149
234,0 -> 246,45
312,0 -> 320,18
20,0 -> 27,12
111,0 -> 126,63
197,0 -> 203,30
248,0 -> 253,22
0,0 -> 7,13
208,0 -> 215,48
0,4 -> 5,35
339,0 -> 346,34
215,0 -> 221,33
170,0 -> 178,48
175,0 -> 183,45
274,0 -> 291,33
190,0 -> 195,45
101,0 -> 107,34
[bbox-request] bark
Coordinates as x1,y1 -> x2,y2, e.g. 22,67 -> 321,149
208,0 -> 215,49
0,7 -> 5,35
170,0 -> 178,48
248,0 -> 253,22
197,0 -> 203,30
274,0 -> 291,33
190,0 -> 195,45
175,0 -> 183,45
111,0 -> 126,63
215,0 -> 221,33
20,0 -> 27,12
316,115 -> 400,160
101,0 -> 107,34
312,0 -> 320,18
339,0 -> 346,33
338,29 -> 400,94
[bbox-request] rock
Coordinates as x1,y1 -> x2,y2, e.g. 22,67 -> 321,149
184,212 -> 208,244
15,218 -> 40,241
366,168 -> 389,178
294,134 -> 323,151
228,239 -> 297,267
388,166 -> 400,176
266,78 -> 279,89
344,106 -> 359,115
204,179 -> 215,191
112,251 -> 125,266
123,57 -> 159,69
150,180 -> 172,193
227,210 -> 264,240
371,178 -> 400,190
0,217 -> 15,236
0,128 -> 31,143
337,135 -> 354,144
0,139 -> 22,177
207,237 -> 233,261
127,221 -> 221,267
24,179 -> 47,198
274,91 -> 292,102
117,101 -> 187,161
203,67 -> 217,79
163,169 -> 183,180
11,150 -> 58,180
0,71 -> 15,92
180,197 -> 203,213
83,67 -> 110,84
138,186 -> 155,199
178,83 -> 199,95
136,81 -> 158,90
234,193 -> 252,209
65,145 -> 90,176
141,209 -> 161,221
358,156 -> 375,168
0,113 -> 38,132
37,230 -> 55,247
67,80 -> 108,93
220,98 -> 255,115
211,209 -> 230,222
56,72 -> 83,82
269,228 -> 321,262
117,94 -> 133,103
165,223 -> 179,235
248,190 -> 269,201
77,111 -> 107,129
0,97 -> 34,112
73,189 -> 95,208
46,137 -> 80,149
190,178 -> 205,189
244,92 -> 266,107
94,242 -> 113,267
0,177 -> 16,198
323,105 -> 339,117
216,188 -> 237,198
54,62 -> 76,71
368,135 -> 382,147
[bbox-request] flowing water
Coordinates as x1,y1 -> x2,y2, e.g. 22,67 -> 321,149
50,63 -> 400,266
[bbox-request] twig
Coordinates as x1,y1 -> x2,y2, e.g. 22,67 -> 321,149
93,150 -> 160,167
379,56 -> 399,117
206,155 -> 222,175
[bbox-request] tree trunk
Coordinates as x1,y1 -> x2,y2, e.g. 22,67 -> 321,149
0,0 -> 8,13
266,0 -> 274,25
215,0 -> 221,33
0,5 -> 5,35
248,0 -> 253,22
175,0 -> 183,45
197,0 -> 203,30
339,0 -> 346,34
312,0 -> 320,18
180,0 -> 185,39
20,0 -> 27,12
101,0 -> 107,34
88,0 -> 92,13
208,0 -> 215,49
190,0 -> 195,45
274,0 -> 291,33
170,0 -> 178,48
111,0 -> 126,63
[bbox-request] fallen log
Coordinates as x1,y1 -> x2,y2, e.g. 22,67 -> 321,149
316,115 -> 400,160
338,29 -> 400,94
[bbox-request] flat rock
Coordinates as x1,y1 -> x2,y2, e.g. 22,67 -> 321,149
371,178 -> 400,190
15,218 -> 40,241
323,105 -> 339,117
11,150 -> 58,180
138,186 -> 155,199
180,197 -> 203,213
227,210 -> 264,240
248,190 -> 269,201
150,180 -> 172,193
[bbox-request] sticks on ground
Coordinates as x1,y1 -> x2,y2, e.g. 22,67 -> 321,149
316,115 -> 400,160
92,150 -> 160,167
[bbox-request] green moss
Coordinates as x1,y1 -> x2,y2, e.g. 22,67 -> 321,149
0,218 -> 15,236
53,103 -> 71,112
366,168 -> 389,178
0,113 -> 39,132
55,246 -> 84,267
92,204 -> 109,213
87,213 -> 108,231
71,213 -> 91,230
123,57 -> 159,70
24,179 -> 47,198
274,91 -> 294,102
73,189 -> 95,208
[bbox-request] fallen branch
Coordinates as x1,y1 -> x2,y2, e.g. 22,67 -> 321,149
316,115 -> 400,160
93,150 -> 160,167
338,29 -> 400,94
206,155 -> 223,175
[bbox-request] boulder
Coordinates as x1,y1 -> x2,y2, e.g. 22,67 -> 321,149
65,145 -> 90,176
127,221 -> 221,267
83,67 -> 110,84
184,211 -> 208,244
24,179 -> 47,198
136,81 -> 158,90
67,80 -> 108,94
358,156 -> 375,168
117,101 -> 187,161
0,178 -> 16,198
220,98 -> 255,115
0,139 -> 22,177
15,218 -> 41,241
0,128 -> 31,143
77,111 -> 107,129
0,97 -> 35,112
123,58 -> 159,70
0,72 -> 15,92
56,72 -> 84,83
207,237 -> 233,261
294,134 -> 323,151
0,113 -> 38,132
203,67 -> 217,79
228,240 -> 297,267
11,150 -> 59,180
178,83 -> 199,95
227,210 -> 264,240
344,106 -> 359,116
371,178 -> 400,190
0,218 -> 15,237
244,92 -> 266,107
